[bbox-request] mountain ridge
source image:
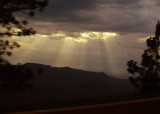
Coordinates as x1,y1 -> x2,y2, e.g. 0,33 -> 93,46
0,63 -> 135,108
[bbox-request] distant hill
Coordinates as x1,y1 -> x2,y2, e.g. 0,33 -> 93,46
0,63 -> 135,110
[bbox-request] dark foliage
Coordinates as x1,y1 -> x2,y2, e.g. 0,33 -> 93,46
127,21 -> 160,94
0,64 -> 34,91
0,0 -> 48,37
0,0 -> 48,91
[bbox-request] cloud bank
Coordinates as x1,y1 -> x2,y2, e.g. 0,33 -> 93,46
24,0 -> 159,35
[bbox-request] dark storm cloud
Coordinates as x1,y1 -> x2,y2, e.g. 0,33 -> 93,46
155,1 -> 160,7
38,0 -> 98,23
95,0 -> 140,5
50,0 -> 94,11
48,0 -> 141,12
30,0 -> 157,34
42,0 -> 94,17
45,0 -> 141,16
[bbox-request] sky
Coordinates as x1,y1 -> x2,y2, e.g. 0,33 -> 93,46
5,0 -> 160,78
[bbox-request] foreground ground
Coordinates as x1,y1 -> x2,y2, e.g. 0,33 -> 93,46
12,96 -> 160,114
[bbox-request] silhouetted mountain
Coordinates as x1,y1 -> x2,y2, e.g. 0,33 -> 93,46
0,63 -> 134,109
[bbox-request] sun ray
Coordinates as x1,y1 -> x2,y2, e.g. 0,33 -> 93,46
6,31 -> 131,78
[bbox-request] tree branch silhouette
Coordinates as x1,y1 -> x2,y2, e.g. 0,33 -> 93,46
127,21 -> 160,94
0,0 -> 48,91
